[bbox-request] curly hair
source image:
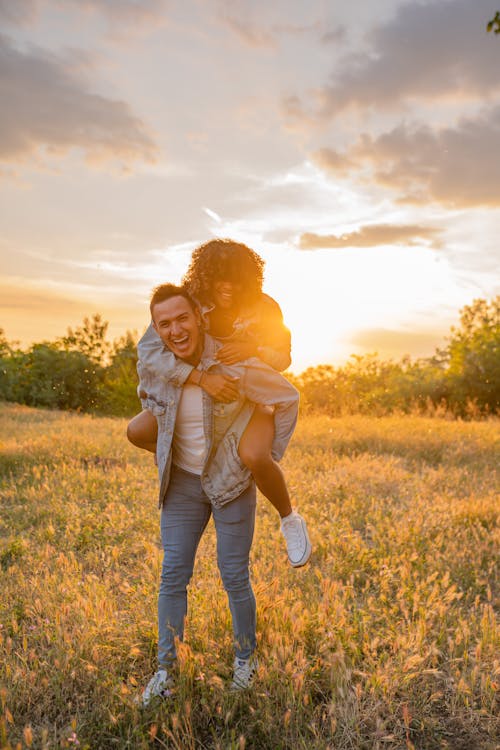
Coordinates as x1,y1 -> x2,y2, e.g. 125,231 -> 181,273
182,239 -> 265,306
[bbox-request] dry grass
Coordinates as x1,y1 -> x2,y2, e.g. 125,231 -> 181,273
0,403 -> 499,749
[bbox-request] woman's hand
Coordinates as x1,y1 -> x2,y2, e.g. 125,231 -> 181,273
200,371 -> 240,402
216,342 -> 257,365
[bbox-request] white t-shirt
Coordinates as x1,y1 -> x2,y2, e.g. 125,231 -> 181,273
172,383 -> 206,475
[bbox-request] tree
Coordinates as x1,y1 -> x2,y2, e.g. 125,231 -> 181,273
0,329 -> 10,357
101,331 -> 140,416
445,297 -> 500,413
487,12 -> 500,34
60,314 -> 110,365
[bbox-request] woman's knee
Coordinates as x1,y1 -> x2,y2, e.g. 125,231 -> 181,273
238,443 -> 272,472
127,410 -> 157,447
126,419 -> 139,446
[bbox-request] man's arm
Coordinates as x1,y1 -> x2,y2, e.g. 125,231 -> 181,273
138,323 -> 239,402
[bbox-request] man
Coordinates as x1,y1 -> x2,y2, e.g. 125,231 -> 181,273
134,283 -> 303,706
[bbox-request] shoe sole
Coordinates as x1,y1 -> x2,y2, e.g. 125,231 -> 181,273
229,674 -> 257,692
139,687 -> 174,708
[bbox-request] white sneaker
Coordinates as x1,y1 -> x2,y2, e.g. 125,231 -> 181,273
229,654 -> 259,691
140,669 -> 174,707
280,510 -> 312,567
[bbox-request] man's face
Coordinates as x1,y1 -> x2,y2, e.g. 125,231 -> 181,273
152,295 -> 202,363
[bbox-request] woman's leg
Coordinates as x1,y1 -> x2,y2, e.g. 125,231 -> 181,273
238,407 -> 312,568
238,406 -> 292,518
127,409 -> 158,453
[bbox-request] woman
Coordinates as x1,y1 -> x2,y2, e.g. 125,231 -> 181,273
128,238 -> 311,567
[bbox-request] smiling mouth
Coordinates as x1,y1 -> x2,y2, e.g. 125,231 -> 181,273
171,335 -> 189,348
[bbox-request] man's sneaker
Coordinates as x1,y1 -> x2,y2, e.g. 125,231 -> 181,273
140,669 -> 174,707
280,510 -> 312,567
229,654 -> 259,691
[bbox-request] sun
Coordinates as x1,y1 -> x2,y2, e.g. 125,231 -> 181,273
260,244 -> 464,372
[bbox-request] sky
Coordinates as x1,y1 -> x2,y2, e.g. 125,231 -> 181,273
1,0 -> 499,372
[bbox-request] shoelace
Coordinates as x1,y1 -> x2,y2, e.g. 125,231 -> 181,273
283,518 -> 303,547
233,660 -> 254,684
147,672 -> 170,696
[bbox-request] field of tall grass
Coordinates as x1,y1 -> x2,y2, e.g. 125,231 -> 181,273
0,402 -> 498,749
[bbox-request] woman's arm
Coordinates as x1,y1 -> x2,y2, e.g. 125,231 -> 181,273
216,295 -> 292,371
255,294 -> 292,370
138,323 -> 240,402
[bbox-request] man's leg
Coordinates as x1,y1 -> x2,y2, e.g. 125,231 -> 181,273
158,466 -> 211,668
213,483 -> 257,663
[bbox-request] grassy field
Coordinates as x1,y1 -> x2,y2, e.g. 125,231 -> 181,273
0,402 -> 498,750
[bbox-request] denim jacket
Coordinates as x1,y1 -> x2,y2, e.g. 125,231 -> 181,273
137,333 -> 299,509
138,293 -> 291,377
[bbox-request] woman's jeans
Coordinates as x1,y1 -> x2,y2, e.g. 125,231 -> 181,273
158,465 -> 257,668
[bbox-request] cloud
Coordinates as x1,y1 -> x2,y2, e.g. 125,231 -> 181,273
320,27 -> 347,46
0,279 -> 147,347
0,0 -> 38,25
218,13 -> 277,48
74,0 -> 168,24
313,105 -> 500,208
310,147 -> 356,176
217,4 -> 325,49
310,0 -> 500,117
0,34 -> 158,168
0,283 -> 82,313
299,224 -> 442,250
348,327 -> 447,359
0,0 -> 168,29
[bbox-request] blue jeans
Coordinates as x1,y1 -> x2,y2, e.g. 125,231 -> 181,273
158,465 -> 257,667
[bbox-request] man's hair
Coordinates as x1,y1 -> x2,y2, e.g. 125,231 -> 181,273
182,238 -> 265,306
149,283 -> 198,318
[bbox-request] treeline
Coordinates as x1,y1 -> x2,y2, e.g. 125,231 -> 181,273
289,297 -> 499,417
1,297 -> 499,418
0,316 -> 138,417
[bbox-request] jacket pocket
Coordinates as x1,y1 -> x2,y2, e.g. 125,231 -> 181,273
227,431 -> 245,473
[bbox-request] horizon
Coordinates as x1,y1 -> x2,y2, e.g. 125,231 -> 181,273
0,294 -> 483,376
1,1 -> 500,373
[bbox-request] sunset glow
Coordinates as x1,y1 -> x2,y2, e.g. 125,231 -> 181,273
1,1 -> 499,371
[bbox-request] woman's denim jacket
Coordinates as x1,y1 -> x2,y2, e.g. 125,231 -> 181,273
138,293 -> 291,374
137,333 -> 299,509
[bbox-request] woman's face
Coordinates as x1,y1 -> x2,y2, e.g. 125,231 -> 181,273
212,280 -> 241,310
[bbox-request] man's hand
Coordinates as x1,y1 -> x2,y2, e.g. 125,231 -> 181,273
200,371 -> 240,402
216,342 -> 256,365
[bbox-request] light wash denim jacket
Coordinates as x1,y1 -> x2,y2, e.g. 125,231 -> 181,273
137,333 -> 299,509
138,291 -> 291,374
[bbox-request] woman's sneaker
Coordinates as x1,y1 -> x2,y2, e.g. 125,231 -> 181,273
280,510 -> 312,567
140,669 -> 174,707
229,654 -> 259,691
